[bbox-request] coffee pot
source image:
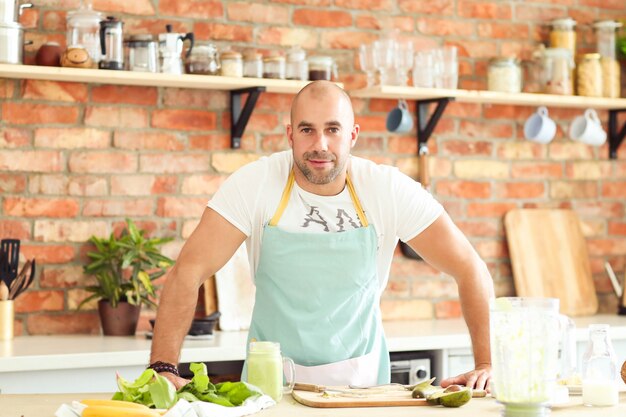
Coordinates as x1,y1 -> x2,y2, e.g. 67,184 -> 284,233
99,16 -> 123,70
158,24 -> 194,74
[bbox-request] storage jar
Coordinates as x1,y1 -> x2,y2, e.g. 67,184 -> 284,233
577,53 -> 603,97
487,57 -> 521,93
540,48 -> 574,95
243,50 -> 262,78
184,42 -> 220,75
308,56 -> 335,81
263,55 -> 286,79
549,18 -> 577,55
593,20 -> 622,98
286,46 -> 307,81
220,50 -> 243,77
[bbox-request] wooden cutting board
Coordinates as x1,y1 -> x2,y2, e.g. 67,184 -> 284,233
504,209 -> 598,316
292,389 -> 429,408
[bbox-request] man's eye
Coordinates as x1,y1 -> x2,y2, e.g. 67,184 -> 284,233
328,127 -> 340,134
301,128 -> 312,134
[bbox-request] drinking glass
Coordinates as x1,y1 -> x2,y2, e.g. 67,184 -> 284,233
438,46 -> 458,89
394,41 -> 414,86
413,50 -> 436,88
358,44 -> 377,87
373,39 -> 395,86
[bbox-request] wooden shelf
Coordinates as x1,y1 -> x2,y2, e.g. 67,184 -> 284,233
351,85 -> 626,110
0,63 -> 334,94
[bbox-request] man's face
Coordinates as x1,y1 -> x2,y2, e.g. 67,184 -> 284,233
287,90 -> 359,187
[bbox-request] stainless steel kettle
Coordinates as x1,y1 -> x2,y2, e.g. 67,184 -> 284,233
158,24 -> 194,74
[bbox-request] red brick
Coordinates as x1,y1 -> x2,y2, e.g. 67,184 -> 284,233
335,0 -> 391,9
515,5 -> 566,21
456,220 -> 499,237
511,162 -> 563,179
91,85 -> 158,106
91,0 -> 155,15
0,221 -> 30,240
34,128 -> 110,149
123,19 -> 189,34
0,128 -> 30,148
227,2 -> 288,23
181,175 -> 225,195
550,181 -> 598,199
475,239 -> 509,258
450,40 -> 501,59
321,31 -> 378,49
189,134 -> 230,150
435,300 -> 462,319
84,106 -> 148,128
140,154 -> 211,173
4,197 -> 79,218
0,150 -> 64,172
399,0 -> 453,14
2,103 -> 78,125
257,27 -> 318,48
484,105 -> 534,120
446,102 -> 482,118
293,9 -> 352,27
477,22 -> 530,39
69,152 -> 137,173
21,245 -> 76,264
152,109 -> 216,131
193,22 -> 253,42
355,115 -> 386,132
111,175 -> 178,195
23,80 -> 88,102
549,143 -> 595,160
272,0 -> 330,4
42,10 -> 66,31
441,140 -> 492,156
240,113 -> 280,132
114,131 -> 184,151
68,176 -> 108,196
588,238 -> 626,256
82,199 -> 154,217
159,0 -> 224,18
458,0 -> 512,18
18,8 -> 38,28
0,79 -> 16,98
609,222 -> 626,235
460,121 -> 514,139
388,136 -> 418,154
26,312 -> 101,335
40,265 -> 84,288
602,182 -> 626,198
436,180 -> 491,199
356,15 -> 414,32
162,89 -> 228,109
417,18 -> 474,37
496,182 -> 545,199
260,134 -> 289,152
0,173 -> 26,193
467,202 -> 517,217
15,291 -> 65,313
574,202 -> 624,218
157,197 -> 208,217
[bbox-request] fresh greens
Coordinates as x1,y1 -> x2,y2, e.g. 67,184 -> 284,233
112,362 -> 260,410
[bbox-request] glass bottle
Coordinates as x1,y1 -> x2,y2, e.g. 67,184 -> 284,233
549,18 -> 577,56
285,46 -> 307,81
487,57 -> 522,93
243,50 -> 262,78
581,324 -> 618,407
593,20 -> 622,98
577,53 -> 603,97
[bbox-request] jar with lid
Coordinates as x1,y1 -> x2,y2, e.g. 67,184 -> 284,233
308,56 -> 337,81
581,324 -> 619,407
487,57 -> 521,93
66,5 -> 103,65
540,48 -> 574,95
220,49 -> 243,77
549,18 -> 577,55
286,46 -> 308,81
593,20 -> 622,98
263,54 -> 285,79
126,34 -> 158,73
243,50 -> 262,78
577,53 -> 603,97
184,42 -> 220,75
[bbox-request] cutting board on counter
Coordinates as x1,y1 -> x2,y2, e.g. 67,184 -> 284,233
504,208 -> 598,316
292,389 -> 429,408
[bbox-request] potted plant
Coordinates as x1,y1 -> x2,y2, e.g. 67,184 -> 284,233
78,219 -> 174,336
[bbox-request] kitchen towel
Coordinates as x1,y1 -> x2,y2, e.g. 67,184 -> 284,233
215,243 -> 255,331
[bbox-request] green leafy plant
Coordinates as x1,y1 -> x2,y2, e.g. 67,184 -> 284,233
78,219 -> 174,309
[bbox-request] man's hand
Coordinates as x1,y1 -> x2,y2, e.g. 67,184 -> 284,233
160,372 -> 191,390
440,363 -> 491,391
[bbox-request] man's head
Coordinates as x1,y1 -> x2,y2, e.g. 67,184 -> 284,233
287,81 -> 360,194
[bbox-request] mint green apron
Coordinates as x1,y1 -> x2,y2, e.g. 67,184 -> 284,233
245,170 -> 390,386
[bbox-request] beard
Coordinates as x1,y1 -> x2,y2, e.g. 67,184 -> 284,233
294,150 -> 347,185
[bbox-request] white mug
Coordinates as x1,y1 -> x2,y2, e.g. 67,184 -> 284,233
523,106 -> 556,144
569,109 -> 607,146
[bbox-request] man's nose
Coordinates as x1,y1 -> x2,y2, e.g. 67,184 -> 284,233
313,132 -> 329,151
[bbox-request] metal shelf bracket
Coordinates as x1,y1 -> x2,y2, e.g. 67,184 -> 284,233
230,87 -> 266,149
416,97 -> 454,150
608,108 -> 626,159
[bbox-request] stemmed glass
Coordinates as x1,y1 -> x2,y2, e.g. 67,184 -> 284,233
373,39 -> 395,86
358,44 -> 377,87
394,41 -> 414,86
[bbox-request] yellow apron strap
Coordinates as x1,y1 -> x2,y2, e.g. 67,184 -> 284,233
270,170 -> 369,227
346,173 -> 369,228
269,170 -> 295,226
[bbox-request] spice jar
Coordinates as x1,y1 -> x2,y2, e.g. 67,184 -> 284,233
487,57 -> 522,93
540,48 -> 574,95
184,42 -> 220,75
549,18 -> 577,55
577,53 -> 603,97
308,56 -> 336,81
220,49 -> 243,77
243,50 -> 262,78
263,54 -> 285,79
593,20 -> 622,98
285,46 -> 308,81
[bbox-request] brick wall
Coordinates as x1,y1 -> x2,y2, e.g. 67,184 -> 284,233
1,0 -> 625,335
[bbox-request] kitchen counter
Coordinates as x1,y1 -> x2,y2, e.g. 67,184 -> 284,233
2,392 -> 626,417
2,315 -> 626,394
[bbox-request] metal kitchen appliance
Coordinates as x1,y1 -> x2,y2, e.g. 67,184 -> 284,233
98,16 -> 123,70
158,24 -> 194,74
389,351 -> 436,386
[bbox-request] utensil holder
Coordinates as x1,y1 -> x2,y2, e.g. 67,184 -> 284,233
0,300 -> 14,340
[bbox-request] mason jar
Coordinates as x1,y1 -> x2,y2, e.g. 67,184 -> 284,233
220,50 -> 243,77
577,53 -> 603,97
286,46 -> 308,81
243,50 -> 262,78
263,55 -> 286,79
308,56 -> 336,81
487,57 -> 522,93
549,18 -> 577,55
540,48 -> 574,95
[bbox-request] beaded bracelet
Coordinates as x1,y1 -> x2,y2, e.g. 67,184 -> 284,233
147,361 -> 180,377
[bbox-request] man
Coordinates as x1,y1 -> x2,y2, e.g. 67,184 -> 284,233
149,81 -> 494,390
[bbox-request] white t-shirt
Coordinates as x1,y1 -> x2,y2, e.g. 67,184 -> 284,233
208,151 -> 444,290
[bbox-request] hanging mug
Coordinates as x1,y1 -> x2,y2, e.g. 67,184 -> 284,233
386,99 -> 414,133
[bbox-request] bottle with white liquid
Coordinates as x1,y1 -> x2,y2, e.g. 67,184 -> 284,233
582,324 -> 619,407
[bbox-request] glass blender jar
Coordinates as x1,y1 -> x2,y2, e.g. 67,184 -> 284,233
66,4 -> 103,65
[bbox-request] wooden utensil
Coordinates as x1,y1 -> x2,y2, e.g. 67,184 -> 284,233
9,259 -> 31,300
0,281 -> 8,301
504,209 -> 598,316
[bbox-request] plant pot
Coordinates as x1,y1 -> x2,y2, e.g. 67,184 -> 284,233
97,299 -> 141,336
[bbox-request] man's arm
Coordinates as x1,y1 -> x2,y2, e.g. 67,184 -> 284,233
150,207 -> 247,387
406,211 -> 494,390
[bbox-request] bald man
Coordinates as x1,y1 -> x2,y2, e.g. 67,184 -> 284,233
149,81 -> 494,391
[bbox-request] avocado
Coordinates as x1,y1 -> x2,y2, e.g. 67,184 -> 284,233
411,377 -> 439,398
426,387 -> 472,407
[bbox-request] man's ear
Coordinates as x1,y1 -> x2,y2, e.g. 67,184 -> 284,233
350,124 -> 360,148
287,124 -> 294,148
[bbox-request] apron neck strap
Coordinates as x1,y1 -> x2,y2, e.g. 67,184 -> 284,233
269,169 -> 369,227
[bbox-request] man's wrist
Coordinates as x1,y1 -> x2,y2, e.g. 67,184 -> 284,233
148,360 -> 180,377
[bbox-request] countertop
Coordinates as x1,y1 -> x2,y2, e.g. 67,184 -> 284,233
2,392 -> 626,417
2,315 -> 626,373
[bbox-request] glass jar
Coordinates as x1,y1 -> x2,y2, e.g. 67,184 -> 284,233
246,341 -> 295,402
263,55 -> 285,79
243,50 -> 262,78
126,34 -> 158,73
286,46 -> 308,81
66,5 -> 103,65
549,18 -> 577,56
184,42 -> 220,75
540,48 -> 574,95
487,57 -> 521,93
581,324 -> 618,407
220,50 -> 243,77
577,53 -> 603,97
308,56 -> 336,81
593,20 -> 622,98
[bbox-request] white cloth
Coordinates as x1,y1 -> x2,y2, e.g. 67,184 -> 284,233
208,150 -> 443,289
